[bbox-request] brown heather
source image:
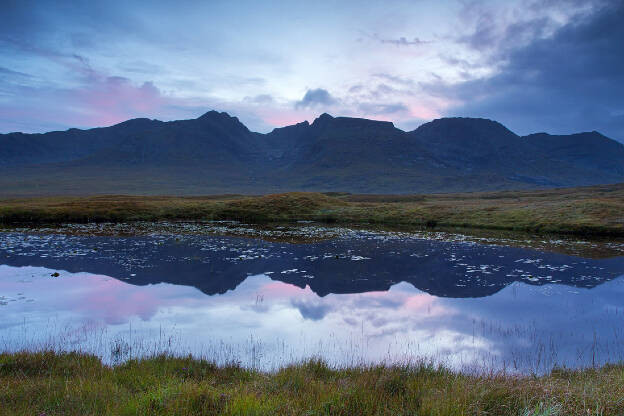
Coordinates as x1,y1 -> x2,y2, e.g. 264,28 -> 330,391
0,183 -> 623,236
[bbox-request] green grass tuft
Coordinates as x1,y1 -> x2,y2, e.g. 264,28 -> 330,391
1,351 -> 624,415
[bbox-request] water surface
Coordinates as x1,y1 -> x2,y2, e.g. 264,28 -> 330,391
1,224 -> 623,373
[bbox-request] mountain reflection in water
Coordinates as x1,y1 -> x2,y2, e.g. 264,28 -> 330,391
1,229 -> 623,373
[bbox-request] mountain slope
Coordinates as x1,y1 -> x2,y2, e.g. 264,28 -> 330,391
0,118 -> 160,167
407,117 -> 624,189
0,112 -> 623,196
523,131 -> 624,177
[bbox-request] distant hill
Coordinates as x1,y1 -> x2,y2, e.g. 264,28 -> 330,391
0,111 -> 623,196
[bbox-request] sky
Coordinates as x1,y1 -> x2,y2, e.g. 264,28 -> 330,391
1,0 -> 623,141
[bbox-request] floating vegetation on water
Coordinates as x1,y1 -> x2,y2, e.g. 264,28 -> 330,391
1,223 -> 623,298
2,221 -> 624,258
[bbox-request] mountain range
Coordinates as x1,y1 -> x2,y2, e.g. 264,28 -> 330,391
1,111 -> 623,196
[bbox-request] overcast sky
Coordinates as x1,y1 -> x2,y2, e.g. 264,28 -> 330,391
1,0 -> 622,141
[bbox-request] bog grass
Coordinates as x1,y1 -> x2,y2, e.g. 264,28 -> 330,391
0,183 -> 623,236
1,351 -> 623,415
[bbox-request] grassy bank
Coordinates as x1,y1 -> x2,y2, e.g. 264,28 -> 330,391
0,183 -> 623,236
1,351 -> 623,415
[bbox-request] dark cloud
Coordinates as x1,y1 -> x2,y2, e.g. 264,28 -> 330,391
454,0 -> 606,59
295,88 -> 337,109
432,1 -> 624,141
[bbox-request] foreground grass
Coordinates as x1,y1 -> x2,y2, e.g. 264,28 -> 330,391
1,351 -> 623,415
0,183 -> 623,236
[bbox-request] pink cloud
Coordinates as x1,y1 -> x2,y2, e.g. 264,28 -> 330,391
405,103 -> 442,121
253,107 -> 316,129
0,76 -> 188,133
71,76 -> 169,127
405,95 -> 461,121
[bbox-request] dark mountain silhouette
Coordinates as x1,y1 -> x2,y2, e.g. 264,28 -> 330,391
524,131 -> 624,177
1,111 -> 623,195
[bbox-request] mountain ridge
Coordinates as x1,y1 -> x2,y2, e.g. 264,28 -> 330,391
0,111 -> 623,196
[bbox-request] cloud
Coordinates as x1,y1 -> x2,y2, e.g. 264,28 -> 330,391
348,84 -> 364,93
74,76 -> 166,123
0,54 -> 195,132
357,102 -> 408,115
427,1 -> 624,141
372,73 -> 415,87
2,0 -> 620,140
0,66 -> 32,78
295,88 -> 337,109
243,94 -> 274,105
118,60 -> 164,75
339,72 -> 446,125
374,34 -> 431,47
454,0 -> 599,54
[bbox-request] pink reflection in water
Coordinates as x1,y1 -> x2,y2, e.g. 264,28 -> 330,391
0,267 -> 204,325
257,281 -> 312,297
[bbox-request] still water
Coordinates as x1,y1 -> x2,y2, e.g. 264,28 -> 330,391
1,223 -> 624,374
